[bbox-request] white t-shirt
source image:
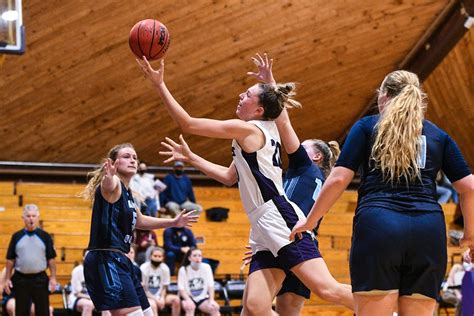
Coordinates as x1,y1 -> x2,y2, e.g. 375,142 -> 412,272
140,261 -> 171,298
68,264 -> 89,309
130,173 -> 167,208
177,263 -> 214,302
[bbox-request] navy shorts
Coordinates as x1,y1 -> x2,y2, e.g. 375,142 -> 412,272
350,207 -> 447,299
84,250 -> 150,311
277,272 -> 311,299
250,233 -> 321,274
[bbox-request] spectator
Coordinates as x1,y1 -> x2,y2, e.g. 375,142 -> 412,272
3,204 -> 57,316
134,229 -> 158,265
68,250 -> 110,316
163,227 -> 197,275
140,247 -> 181,316
160,161 -> 202,217
130,162 -> 167,217
178,248 -> 220,316
437,171 -> 458,204
441,257 -> 472,307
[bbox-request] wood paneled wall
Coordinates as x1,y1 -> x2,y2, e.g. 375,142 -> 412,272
3,1 -> 470,169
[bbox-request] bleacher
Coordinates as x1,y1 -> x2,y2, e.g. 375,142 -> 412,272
0,181 -> 462,315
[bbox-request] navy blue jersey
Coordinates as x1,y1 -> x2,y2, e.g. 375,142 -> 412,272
283,145 -> 325,216
336,115 -> 471,212
87,182 -> 138,253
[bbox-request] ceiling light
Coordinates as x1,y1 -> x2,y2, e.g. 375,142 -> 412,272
1,10 -> 19,21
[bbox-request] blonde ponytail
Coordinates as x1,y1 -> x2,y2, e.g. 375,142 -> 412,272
306,139 -> 340,178
371,70 -> 426,183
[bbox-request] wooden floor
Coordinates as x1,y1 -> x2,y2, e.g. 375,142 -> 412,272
0,181 -> 461,315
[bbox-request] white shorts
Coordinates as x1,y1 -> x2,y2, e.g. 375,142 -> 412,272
248,196 -> 306,257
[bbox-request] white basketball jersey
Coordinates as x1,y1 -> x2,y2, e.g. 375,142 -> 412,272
231,120 -> 285,214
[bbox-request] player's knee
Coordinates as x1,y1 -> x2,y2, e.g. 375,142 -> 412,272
315,285 -> 340,303
244,296 -> 271,315
82,301 -> 94,313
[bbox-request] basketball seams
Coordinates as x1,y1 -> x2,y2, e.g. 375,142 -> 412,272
148,20 -> 156,60
137,21 -> 146,59
150,24 -> 170,60
130,19 -> 170,60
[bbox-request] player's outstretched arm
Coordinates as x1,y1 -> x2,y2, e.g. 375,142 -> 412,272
100,158 -> 122,204
454,174 -> 474,258
136,58 -> 258,143
135,208 -> 199,231
247,53 -> 300,154
160,135 -> 238,187
275,107 -> 300,155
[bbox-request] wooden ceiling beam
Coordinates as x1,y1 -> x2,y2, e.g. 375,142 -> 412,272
342,0 -> 474,138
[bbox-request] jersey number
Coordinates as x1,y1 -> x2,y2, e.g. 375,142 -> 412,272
271,139 -> 282,167
312,178 -> 323,202
417,135 -> 427,169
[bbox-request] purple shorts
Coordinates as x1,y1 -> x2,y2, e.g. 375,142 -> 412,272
249,233 -> 321,274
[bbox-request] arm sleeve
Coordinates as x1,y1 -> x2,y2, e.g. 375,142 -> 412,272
44,232 -> 57,260
6,233 -> 17,260
335,119 -> 369,171
287,145 -> 312,171
442,134 -> 471,182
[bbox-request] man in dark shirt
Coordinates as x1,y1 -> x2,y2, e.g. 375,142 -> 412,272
160,161 -> 202,216
163,227 -> 196,275
3,204 -> 57,316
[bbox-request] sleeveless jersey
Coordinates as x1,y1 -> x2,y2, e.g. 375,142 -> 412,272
231,120 -> 286,214
87,182 -> 138,253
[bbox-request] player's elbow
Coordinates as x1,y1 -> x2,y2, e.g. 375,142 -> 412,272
454,174 -> 474,196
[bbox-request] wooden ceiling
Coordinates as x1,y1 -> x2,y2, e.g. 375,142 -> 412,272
0,0 -> 472,170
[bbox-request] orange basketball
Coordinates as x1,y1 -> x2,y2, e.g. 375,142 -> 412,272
129,19 -> 170,60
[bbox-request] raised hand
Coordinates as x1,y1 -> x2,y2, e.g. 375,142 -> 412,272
247,53 -> 276,85
136,57 -> 165,86
173,210 -> 200,228
160,135 -> 193,164
103,158 -> 118,178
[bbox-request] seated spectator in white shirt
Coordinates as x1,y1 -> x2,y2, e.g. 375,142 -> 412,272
140,247 -> 181,316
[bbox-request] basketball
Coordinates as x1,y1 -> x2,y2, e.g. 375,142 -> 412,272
129,19 -> 170,60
